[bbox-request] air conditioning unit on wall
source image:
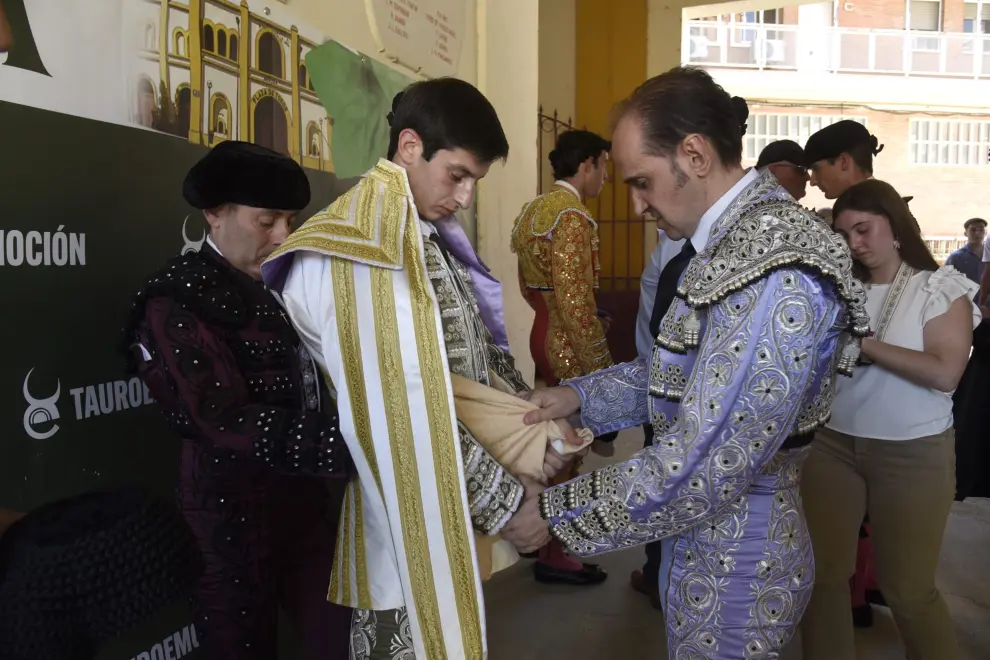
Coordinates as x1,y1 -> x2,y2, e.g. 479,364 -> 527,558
688,35 -> 709,59
756,39 -> 786,63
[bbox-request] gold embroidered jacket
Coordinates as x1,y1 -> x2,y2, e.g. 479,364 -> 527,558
510,184 -> 613,380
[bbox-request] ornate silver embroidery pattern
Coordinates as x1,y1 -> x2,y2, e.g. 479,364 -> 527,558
564,360 -> 650,437
350,609 -> 378,660
648,354 -> 690,401
743,447 -> 814,658
423,240 -> 490,384
544,269 -> 834,549
424,236 -> 526,535
675,170 -> 870,374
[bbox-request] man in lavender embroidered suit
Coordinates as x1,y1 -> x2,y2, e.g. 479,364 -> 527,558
521,67 -> 871,658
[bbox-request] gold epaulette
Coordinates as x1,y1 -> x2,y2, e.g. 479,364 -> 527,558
511,187 -> 596,249
267,160 -> 411,270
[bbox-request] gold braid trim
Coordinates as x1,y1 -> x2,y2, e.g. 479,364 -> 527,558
404,215 -> 485,658
353,483 -> 372,609
332,259 -> 384,497
371,263 -> 446,660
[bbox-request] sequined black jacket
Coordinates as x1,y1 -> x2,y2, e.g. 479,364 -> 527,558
122,246 -> 353,480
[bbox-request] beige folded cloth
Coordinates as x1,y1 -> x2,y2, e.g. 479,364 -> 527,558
450,372 -> 594,580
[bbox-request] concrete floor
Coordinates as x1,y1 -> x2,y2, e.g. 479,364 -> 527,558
484,428 -> 990,659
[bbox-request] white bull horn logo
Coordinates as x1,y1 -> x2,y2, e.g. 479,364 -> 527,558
181,216 -> 206,255
22,368 -> 61,440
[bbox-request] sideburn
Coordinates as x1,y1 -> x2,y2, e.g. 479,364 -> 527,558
670,159 -> 690,189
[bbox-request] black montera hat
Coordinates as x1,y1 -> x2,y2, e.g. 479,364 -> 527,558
756,139 -> 807,169
0,488 -> 202,660
183,140 -> 311,211
804,120 -> 883,165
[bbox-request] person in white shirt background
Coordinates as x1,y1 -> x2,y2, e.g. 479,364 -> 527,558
799,179 -> 978,660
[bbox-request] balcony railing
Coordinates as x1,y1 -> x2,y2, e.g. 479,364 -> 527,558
684,20 -> 990,78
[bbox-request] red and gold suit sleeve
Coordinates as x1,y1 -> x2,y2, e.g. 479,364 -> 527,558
551,212 -> 613,374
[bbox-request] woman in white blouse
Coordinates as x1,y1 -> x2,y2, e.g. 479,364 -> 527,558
800,180 -> 978,660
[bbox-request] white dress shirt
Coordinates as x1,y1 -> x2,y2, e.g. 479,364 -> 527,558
634,169 -> 758,362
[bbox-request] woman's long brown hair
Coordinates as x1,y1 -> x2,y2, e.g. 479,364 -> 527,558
832,179 -> 939,282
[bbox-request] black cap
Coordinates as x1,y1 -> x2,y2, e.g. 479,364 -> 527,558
756,139 -> 806,169
183,140 -> 311,211
804,120 -> 883,165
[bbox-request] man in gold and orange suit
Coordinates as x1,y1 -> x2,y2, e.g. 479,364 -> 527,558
510,129 -> 613,586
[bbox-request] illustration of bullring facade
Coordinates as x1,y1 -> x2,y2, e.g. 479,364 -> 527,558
132,0 -> 334,172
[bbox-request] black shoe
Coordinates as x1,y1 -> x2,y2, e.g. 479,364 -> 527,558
534,561 -> 608,586
852,604 -> 874,628
866,589 -> 887,607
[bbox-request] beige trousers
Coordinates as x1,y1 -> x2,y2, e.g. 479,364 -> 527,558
799,426 -> 959,660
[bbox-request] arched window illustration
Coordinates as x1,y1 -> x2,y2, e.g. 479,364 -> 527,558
258,31 -> 283,77
254,96 -> 289,155
136,77 -> 156,127
176,86 -> 191,140
212,94 -> 231,138
307,122 -> 321,157
203,25 -> 215,53
217,28 -> 227,57
144,24 -> 156,51
229,34 -> 239,61
298,63 -> 308,89
173,29 -> 186,57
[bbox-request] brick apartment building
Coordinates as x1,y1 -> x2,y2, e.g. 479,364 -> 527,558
686,0 -> 990,261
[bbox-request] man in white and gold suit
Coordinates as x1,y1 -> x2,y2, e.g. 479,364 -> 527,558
262,79 -> 578,660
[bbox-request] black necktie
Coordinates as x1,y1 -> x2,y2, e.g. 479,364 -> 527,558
649,241 -> 696,339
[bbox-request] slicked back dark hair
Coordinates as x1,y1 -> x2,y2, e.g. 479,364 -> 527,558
386,78 -> 509,164
549,130 -> 611,179
613,66 -> 743,168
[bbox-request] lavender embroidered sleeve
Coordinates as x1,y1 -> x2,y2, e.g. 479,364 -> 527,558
542,270 -> 838,555
565,359 -> 651,437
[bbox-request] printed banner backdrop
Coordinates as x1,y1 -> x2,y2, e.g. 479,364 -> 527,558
306,40 -> 414,179
0,1 -> 409,658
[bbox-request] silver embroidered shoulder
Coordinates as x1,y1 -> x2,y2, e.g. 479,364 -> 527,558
677,196 -> 871,375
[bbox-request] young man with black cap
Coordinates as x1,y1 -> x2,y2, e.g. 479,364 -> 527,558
804,119 -> 883,200
756,139 -> 808,201
123,141 -> 354,660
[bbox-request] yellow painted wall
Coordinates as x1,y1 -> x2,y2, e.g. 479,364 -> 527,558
538,0 -> 577,194
648,0 -> 687,77
575,0 -> 649,290
478,0 -> 540,383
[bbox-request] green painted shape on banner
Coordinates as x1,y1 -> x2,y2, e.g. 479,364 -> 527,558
305,40 -> 414,179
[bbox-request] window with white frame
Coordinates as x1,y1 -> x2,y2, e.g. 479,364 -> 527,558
908,0 -> 942,52
910,118 -> 990,165
743,114 -> 868,162
730,9 -> 780,47
963,0 -> 990,52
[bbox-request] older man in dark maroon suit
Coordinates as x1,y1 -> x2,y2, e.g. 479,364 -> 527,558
123,141 -> 352,659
